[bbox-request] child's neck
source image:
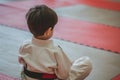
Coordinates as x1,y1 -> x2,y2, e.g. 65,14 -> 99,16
35,35 -> 50,40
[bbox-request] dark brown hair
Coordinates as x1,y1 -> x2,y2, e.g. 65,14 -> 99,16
26,5 -> 58,36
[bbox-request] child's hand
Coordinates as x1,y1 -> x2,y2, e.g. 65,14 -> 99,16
18,57 -> 26,66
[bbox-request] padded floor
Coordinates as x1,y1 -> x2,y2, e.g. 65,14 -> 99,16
0,1 -> 120,53
55,5 -> 120,27
2,0 -> 120,11
112,74 -> 120,80
0,0 -> 120,80
108,0 -> 120,2
0,25 -> 120,80
0,73 -> 18,80
54,17 -> 120,53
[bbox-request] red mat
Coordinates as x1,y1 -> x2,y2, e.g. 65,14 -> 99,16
0,0 -> 78,11
54,17 -> 120,53
112,74 -> 120,80
0,73 -> 18,80
0,0 -> 120,54
69,0 -> 120,11
1,0 -> 120,11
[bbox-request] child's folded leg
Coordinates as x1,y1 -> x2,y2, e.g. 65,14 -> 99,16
68,56 -> 92,80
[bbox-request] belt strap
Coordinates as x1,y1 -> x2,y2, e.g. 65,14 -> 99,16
24,67 -> 57,80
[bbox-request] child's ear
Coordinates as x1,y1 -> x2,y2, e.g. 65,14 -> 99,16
44,27 -> 52,36
48,27 -> 52,32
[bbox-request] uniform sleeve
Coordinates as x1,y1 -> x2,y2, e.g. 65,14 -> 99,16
18,41 -> 31,65
54,46 -> 72,79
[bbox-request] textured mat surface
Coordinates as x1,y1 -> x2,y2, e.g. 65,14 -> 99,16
0,25 -> 120,80
112,74 -> 120,80
0,73 -> 18,80
1,0 -> 120,11
55,5 -> 120,27
77,0 -> 120,11
0,0 -> 78,11
54,17 -> 120,53
0,0 -> 120,53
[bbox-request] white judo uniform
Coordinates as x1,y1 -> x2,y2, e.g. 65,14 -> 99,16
19,37 -> 92,80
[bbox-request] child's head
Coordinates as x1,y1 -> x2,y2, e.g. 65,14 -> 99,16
26,5 -> 58,39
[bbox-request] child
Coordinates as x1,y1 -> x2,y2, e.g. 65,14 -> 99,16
19,5 -> 92,80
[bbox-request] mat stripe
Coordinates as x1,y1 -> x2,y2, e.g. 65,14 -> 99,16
112,74 -> 120,80
1,0 -> 120,11
76,0 -> 120,11
0,73 -> 18,80
0,0 -> 120,53
54,17 -> 120,54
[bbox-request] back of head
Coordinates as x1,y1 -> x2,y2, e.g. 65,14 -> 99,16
26,5 -> 58,37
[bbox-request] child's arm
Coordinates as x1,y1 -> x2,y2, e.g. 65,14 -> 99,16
54,46 -> 72,80
18,41 -> 31,66
18,56 -> 25,64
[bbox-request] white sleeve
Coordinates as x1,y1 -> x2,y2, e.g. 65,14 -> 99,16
54,46 -> 72,79
19,41 -> 31,62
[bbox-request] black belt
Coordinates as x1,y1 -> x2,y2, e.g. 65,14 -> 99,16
24,67 -> 57,80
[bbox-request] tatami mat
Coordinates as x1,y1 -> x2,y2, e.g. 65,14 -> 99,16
0,25 -> 120,80
55,5 -> 120,27
0,73 -> 18,80
0,1 -> 120,53
54,17 -> 120,53
0,0 -> 120,80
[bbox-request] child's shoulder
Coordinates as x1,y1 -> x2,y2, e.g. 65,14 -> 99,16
52,39 -> 62,49
52,39 -> 65,52
19,39 -> 32,54
20,39 -> 31,48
